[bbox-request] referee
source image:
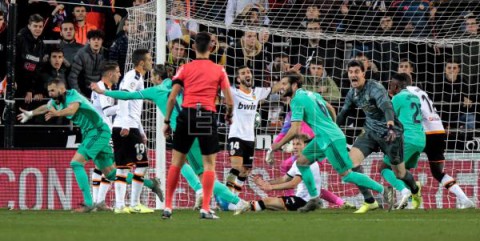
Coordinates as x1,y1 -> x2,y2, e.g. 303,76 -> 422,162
162,32 -> 234,219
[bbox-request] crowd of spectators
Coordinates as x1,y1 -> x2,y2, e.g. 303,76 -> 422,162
0,0 -> 478,141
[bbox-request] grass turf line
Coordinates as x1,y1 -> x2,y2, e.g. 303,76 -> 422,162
1,209 -> 479,241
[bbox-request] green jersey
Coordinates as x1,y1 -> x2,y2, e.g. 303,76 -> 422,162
48,89 -> 109,134
105,79 -> 183,130
392,89 -> 425,144
290,89 -> 345,149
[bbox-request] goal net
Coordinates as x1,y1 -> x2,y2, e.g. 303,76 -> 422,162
128,0 -> 480,209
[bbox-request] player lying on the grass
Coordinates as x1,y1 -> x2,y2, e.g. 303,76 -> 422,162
17,78 -> 163,212
396,69 -> 475,209
90,64 -> 249,213
225,65 -> 282,194
384,73 -> 426,209
270,70 -> 390,213
220,134 -> 353,212
271,113 -> 355,208
336,60 -> 420,213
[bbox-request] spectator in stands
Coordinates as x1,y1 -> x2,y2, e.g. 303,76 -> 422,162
396,58 -> 424,88
431,58 -> 476,130
167,0 -> 199,43
68,30 -> 108,97
72,5 -> 97,45
377,16 -> 395,35
0,10 -> 6,80
166,38 -> 190,76
303,57 -> 340,103
234,4 -> 267,27
268,52 -> 291,82
453,15 -> 480,84
354,52 -> 381,82
70,0 -> 112,32
15,14 -> 46,104
393,0 -> 431,37
207,28 -> 227,66
49,3 -> 67,39
227,30 -> 268,87
59,20 -> 83,67
37,47 -> 70,96
301,5 -> 320,28
225,0 -> 269,26
110,18 -> 130,75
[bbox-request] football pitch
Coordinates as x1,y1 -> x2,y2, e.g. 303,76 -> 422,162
1,209 -> 479,241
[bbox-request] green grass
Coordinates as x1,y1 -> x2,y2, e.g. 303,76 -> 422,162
1,209 -> 479,241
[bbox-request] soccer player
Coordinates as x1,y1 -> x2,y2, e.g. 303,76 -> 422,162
90,61 -> 121,210
163,32 -> 235,219
17,78 -> 162,212
271,70 -> 388,213
249,134 -> 322,212
111,49 -> 153,214
337,60 -> 420,213
225,65 -> 281,194
385,73 -> 426,209
401,74 -> 475,209
90,64 -> 249,213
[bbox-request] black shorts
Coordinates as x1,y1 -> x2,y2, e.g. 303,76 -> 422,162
353,129 -> 404,165
280,196 -> 307,211
173,108 -> 219,155
424,133 -> 446,162
228,137 -> 255,168
112,127 -> 148,168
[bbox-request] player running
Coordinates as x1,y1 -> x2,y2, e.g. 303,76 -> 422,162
385,73 -> 426,209
270,70 -> 389,213
337,60 -> 420,213
17,78 -> 162,212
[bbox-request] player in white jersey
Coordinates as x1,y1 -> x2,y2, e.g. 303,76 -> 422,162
237,135 -> 322,212
111,49 -> 154,213
404,77 -> 475,208
225,66 -> 281,193
89,61 -> 121,210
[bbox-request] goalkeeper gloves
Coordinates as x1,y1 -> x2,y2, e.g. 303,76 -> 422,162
19,111 -> 33,123
265,148 -> 274,165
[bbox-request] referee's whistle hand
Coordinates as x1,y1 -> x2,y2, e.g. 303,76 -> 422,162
163,124 -> 172,138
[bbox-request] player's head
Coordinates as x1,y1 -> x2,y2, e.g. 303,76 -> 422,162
132,48 -> 153,72
194,32 -> 211,55
280,70 -> 303,98
151,64 -> 169,85
398,58 -> 414,77
292,134 -> 310,155
389,73 -> 411,96
47,78 -> 67,103
236,65 -> 253,88
347,60 -> 366,89
101,61 -> 121,85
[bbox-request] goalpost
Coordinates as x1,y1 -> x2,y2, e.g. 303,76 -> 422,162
124,0 -> 480,209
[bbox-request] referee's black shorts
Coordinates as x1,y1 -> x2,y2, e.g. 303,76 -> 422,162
173,108 -> 219,155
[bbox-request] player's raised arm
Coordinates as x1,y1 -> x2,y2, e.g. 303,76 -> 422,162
17,105 -> 49,123
220,69 -> 233,124
336,90 -> 354,126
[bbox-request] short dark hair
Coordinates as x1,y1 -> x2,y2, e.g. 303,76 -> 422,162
87,30 -> 105,40
347,60 -> 365,72
294,134 -> 311,143
73,5 -> 87,11
48,78 -> 66,86
283,70 -> 303,88
101,61 -> 119,76
28,14 -> 44,24
49,46 -> 64,56
310,57 -> 324,66
170,38 -> 189,48
152,64 -> 168,78
391,73 -> 411,87
236,65 -> 249,76
194,32 -> 211,54
445,58 -> 460,66
132,49 -> 150,67
0,11 -> 4,18
61,19 -> 75,28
